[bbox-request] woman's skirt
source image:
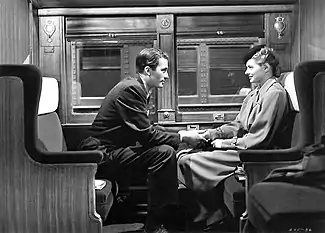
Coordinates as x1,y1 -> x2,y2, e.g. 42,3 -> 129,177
177,149 -> 241,224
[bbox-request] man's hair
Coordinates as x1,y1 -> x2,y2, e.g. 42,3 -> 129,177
136,48 -> 168,73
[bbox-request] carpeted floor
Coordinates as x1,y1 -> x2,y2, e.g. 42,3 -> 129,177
102,223 -> 238,233
103,223 -> 144,233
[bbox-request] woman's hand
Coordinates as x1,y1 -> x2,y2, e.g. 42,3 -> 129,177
211,138 -> 236,149
211,139 -> 223,149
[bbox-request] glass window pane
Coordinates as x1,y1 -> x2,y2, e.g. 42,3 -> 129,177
209,68 -> 250,95
80,48 -> 121,69
210,47 -> 248,68
178,71 -> 197,95
80,69 -> 121,97
178,48 -> 197,68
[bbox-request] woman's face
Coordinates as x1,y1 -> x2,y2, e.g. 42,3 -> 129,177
244,58 -> 268,84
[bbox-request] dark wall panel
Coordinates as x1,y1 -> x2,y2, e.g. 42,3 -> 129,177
0,0 -> 29,64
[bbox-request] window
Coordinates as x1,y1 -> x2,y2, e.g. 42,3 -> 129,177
177,47 -> 199,104
70,43 -> 122,112
207,46 -> 251,103
175,14 -> 263,123
177,43 -> 254,105
64,40 -> 154,124
78,47 -> 121,99
176,41 -> 258,123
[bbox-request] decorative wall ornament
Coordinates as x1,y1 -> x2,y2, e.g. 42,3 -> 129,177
274,16 -> 286,39
43,20 -> 56,43
160,17 -> 171,29
163,111 -> 170,119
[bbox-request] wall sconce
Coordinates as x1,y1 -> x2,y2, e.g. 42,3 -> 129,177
274,16 -> 286,39
43,20 -> 56,43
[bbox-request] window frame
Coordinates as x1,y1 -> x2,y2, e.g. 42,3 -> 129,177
176,37 -> 259,123
207,44 -> 253,104
76,45 -> 122,107
177,45 -> 200,105
64,39 -> 154,124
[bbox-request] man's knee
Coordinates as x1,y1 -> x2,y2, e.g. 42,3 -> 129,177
155,144 -> 177,159
148,145 -> 177,173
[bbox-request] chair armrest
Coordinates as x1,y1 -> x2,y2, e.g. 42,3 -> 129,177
239,148 -> 304,192
238,148 -> 303,163
31,149 -> 104,164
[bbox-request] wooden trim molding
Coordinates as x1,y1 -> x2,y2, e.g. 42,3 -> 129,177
157,14 -> 176,122
38,5 -> 294,16
177,37 -> 259,46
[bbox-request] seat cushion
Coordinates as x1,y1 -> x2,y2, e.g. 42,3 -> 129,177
223,175 -> 245,218
38,112 -> 67,152
248,182 -> 325,231
95,179 -> 114,222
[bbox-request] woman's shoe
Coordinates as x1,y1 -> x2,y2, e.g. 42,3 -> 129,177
145,225 -> 169,233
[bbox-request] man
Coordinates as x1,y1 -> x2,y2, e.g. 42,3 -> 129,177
79,48 -> 204,233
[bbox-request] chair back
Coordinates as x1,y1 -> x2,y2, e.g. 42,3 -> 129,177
0,64 -> 102,233
38,77 -> 67,152
0,65 -> 42,162
274,72 -> 301,148
313,72 -> 325,144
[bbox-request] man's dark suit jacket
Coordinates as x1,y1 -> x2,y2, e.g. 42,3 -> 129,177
89,74 -> 181,151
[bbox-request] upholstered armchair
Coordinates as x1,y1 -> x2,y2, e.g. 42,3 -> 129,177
37,76 -> 115,223
245,62 -> 325,232
0,65 -> 103,233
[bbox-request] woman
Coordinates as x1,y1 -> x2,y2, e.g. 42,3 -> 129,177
177,45 -> 290,228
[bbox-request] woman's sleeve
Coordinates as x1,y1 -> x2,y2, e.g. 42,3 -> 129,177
235,90 -> 288,149
207,94 -> 252,140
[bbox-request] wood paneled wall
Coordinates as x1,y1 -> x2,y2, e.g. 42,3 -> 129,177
290,0 -> 325,140
291,0 -> 325,63
0,0 -> 30,64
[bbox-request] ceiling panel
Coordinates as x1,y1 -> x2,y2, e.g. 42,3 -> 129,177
33,0 -> 297,9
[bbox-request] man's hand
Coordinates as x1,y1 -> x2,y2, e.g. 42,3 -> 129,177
178,130 -> 207,147
199,129 -> 211,141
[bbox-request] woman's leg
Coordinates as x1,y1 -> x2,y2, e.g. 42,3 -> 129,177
178,150 -> 240,226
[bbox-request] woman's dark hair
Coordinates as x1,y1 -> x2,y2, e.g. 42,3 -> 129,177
136,48 -> 169,73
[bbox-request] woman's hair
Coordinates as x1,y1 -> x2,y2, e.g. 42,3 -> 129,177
136,48 -> 169,73
252,46 -> 281,77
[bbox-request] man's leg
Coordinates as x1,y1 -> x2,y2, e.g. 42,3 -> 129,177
139,145 -> 178,232
99,144 -> 178,232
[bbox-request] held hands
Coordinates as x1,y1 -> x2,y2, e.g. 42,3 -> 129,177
178,130 -> 207,147
178,129 -> 237,149
199,129 -> 211,141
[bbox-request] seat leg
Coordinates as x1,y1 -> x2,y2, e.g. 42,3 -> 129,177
239,210 -> 248,233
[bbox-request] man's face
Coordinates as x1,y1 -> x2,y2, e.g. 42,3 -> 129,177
147,58 -> 169,89
244,58 -> 266,84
